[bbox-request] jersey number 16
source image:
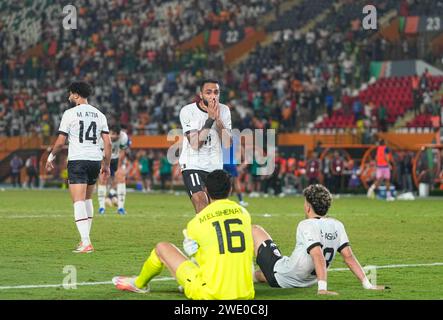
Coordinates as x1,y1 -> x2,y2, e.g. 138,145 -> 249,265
212,219 -> 246,254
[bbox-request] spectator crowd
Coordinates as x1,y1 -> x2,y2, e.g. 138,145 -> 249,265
1,0 -> 441,139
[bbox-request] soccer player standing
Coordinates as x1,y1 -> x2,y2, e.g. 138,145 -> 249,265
46,82 -> 111,253
112,170 -> 255,300
179,79 -> 232,213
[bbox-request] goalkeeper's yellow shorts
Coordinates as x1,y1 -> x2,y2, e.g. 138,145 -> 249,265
176,260 -> 211,300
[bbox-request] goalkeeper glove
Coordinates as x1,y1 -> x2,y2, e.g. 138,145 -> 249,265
182,229 -> 199,257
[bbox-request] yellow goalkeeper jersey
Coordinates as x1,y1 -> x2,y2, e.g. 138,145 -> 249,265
186,199 -> 255,300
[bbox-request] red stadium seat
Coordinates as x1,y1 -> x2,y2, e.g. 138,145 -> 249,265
315,75 -> 441,129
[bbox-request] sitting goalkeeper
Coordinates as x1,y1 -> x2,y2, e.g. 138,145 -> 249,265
113,170 -> 255,300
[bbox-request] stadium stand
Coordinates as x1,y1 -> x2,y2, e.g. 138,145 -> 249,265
0,0 -> 278,137
1,0 -> 442,139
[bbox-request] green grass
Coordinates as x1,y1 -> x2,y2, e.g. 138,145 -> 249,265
0,189 -> 442,300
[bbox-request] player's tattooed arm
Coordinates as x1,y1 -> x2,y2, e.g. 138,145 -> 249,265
185,105 -> 216,150
186,123 -> 212,150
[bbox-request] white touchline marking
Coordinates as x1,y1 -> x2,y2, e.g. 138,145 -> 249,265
0,277 -> 175,290
329,262 -> 443,271
1,263 -> 443,290
0,215 -> 65,219
0,213 -> 288,219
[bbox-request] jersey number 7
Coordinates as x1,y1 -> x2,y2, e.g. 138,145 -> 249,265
311,247 -> 335,276
79,121 -> 97,144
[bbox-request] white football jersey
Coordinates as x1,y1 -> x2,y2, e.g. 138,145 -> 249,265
108,131 -> 129,160
179,102 -> 231,172
58,104 -> 109,161
274,217 -> 350,288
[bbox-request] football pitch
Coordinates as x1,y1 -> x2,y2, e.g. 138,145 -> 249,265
0,189 -> 442,300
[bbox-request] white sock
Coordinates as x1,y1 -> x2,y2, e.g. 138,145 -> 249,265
74,201 -> 90,246
117,183 -> 126,210
85,199 -> 93,234
98,185 -> 107,209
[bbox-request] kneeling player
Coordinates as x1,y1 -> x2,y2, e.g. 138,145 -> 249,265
253,184 -> 387,295
97,125 -> 129,215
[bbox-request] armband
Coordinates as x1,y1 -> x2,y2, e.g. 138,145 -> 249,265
203,118 -> 215,129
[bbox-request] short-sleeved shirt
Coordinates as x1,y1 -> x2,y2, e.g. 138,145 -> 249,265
179,102 -> 231,172
110,131 -> 129,160
274,217 -> 350,288
186,199 -> 254,300
58,104 -> 109,161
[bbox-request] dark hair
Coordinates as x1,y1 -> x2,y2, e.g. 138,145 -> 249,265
68,81 -> 93,98
110,124 -> 121,134
206,170 -> 232,200
200,79 -> 219,91
303,184 -> 332,216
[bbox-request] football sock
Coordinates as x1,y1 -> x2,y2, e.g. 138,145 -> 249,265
117,183 -> 126,210
98,185 -> 107,209
74,201 -> 90,246
85,199 -> 93,234
135,249 -> 164,289
237,193 -> 243,202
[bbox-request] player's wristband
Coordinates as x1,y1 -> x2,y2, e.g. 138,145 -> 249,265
362,277 -> 373,289
48,153 -> 56,162
203,118 -> 215,129
318,280 -> 327,291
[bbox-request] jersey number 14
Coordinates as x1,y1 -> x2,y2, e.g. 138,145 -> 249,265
79,121 -> 97,144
